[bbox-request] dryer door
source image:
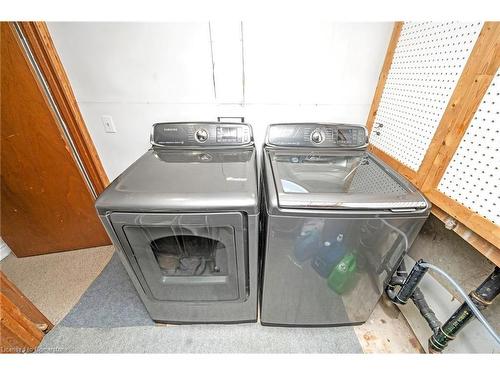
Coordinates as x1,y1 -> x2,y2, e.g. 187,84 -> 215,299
110,212 -> 247,302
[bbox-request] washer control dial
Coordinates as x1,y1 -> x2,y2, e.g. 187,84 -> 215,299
310,129 -> 325,144
195,128 -> 209,143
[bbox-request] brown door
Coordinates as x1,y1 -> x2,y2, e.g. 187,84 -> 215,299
1,22 -> 110,257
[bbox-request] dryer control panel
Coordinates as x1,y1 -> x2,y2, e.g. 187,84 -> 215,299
266,123 -> 368,149
151,122 -> 253,147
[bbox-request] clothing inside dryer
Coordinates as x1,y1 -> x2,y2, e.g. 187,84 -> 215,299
149,227 -> 230,277
120,217 -> 243,302
151,234 -> 227,276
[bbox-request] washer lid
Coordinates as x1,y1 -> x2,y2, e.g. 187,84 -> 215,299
268,150 -> 428,211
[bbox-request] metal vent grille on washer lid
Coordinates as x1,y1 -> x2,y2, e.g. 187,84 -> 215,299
349,159 -> 408,195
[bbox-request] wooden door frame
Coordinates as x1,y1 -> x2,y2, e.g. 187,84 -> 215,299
0,272 -> 53,353
366,22 -> 500,265
14,22 -> 109,195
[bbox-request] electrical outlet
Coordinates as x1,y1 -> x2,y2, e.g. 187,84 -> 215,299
101,115 -> 117,133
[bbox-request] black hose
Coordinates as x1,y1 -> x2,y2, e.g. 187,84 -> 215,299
412,288 -> 441,334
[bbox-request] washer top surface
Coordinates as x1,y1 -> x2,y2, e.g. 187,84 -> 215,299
267,149 -> 427,211
96,122 -> 258,214
267,150 -> 427,210
263,123 -> 428,212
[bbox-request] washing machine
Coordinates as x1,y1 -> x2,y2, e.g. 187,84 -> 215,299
96,122 -> 259,324
260,123 -> 430,326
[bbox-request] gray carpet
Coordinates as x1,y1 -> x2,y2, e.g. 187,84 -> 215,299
37,252 -> 363,353
60,253 -> 152,328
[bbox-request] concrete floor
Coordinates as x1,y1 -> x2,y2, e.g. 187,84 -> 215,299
409,215 -> 499,332
0,245 -> 421,353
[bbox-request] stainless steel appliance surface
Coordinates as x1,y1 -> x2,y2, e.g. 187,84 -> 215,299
96,122 -> 259,323
260,123 -> 431,326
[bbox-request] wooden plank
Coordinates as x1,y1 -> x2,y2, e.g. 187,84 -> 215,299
0,294 -> 44,342
1,22 -> 111,256
0,325 -> 29,354
0,294 -> 42,352
17,22 -> 109,195
431,206 -> 500,267
0,272 -> 51,353
426,189 -> 500,251
366,22 -> 403,134
418,22 -> 500,190
0,272 -> 53,331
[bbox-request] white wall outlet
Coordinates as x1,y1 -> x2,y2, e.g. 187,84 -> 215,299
101,115 -> 117,133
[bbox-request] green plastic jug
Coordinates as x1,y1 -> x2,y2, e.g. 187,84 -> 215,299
327,252 -> 357,294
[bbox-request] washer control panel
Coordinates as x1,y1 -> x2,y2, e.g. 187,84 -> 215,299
267,123 -> 368,148
152,122 -> 253,147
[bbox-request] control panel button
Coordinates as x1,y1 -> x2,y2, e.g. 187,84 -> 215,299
195,128 -> 209,143
310,129 -> 325,144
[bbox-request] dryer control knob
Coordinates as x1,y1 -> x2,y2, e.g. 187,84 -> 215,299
195,128 -> 209,143
310,129 -> 325,144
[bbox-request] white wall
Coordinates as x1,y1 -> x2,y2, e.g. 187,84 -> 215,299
0,237 -> 12,261
48,22 -> 393,180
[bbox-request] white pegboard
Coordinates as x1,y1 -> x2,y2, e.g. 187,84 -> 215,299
370,22 -> 483,171
438,69 -> 500,225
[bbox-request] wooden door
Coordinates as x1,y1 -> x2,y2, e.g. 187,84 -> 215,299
1,22 -> 110,257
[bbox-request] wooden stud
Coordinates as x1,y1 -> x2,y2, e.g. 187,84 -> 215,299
418,22 -> 500,190
425,190 -> 500,251
366,22 -> 403,134
431,206 -> 500,267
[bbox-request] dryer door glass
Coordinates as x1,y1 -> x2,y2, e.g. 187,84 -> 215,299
111,212 -> 247,303
149,230 -> 228,276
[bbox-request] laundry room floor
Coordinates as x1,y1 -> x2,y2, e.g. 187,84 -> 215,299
0,246 -> 423,353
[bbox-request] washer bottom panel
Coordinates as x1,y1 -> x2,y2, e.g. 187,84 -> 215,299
260,214 -> 426,326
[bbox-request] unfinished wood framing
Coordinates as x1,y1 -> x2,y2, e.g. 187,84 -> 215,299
431,206 -> 500,267
366,22 -> 500,261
